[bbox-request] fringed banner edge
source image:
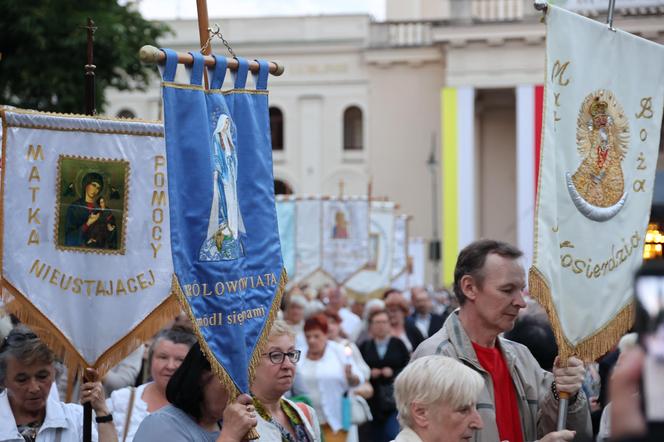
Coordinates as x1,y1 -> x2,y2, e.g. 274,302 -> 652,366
528,266 -> 634,362
0,279 -> 180,378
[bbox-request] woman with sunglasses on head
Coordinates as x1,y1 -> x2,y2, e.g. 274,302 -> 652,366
251,320 -> 320,441
0,325 -> 117,442
133,342 -> 256,442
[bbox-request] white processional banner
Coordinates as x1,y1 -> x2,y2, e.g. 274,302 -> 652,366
276,197 -> 296,282
294,198 -> 323,283
321,198 -> 370,284
346,202 -> 395,298
0,109 -> 178,372
529,6 -> 664,360
391,215 -> 409,282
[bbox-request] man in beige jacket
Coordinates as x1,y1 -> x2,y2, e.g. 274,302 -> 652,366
412,239 -> 592,442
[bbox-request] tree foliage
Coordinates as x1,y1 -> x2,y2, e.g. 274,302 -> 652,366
0,0 -> 170,114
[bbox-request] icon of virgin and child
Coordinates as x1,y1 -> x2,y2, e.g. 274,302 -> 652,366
63,172 -> 118,250
199,113 -> 246,261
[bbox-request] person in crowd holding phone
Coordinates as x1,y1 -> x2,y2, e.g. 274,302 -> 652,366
412,239 -> 592,442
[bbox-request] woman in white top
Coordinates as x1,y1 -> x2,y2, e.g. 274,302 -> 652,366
106,326 -> 197,442
292,314 -> 363,442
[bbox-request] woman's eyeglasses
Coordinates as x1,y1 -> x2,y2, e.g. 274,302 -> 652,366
264,350 -> 301,364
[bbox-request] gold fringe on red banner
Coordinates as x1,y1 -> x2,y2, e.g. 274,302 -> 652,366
528,266 -> 634,362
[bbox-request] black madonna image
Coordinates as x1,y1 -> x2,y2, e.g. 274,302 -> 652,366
56,156 -> 129,254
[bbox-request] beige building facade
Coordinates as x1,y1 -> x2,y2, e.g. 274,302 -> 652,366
106,0 -> 664,286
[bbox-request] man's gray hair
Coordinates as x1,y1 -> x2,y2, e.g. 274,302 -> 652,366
395,355 -> 483,428
0,325 -> 54,386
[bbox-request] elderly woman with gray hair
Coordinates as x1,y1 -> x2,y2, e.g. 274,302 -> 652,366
0,325 -> 117,442
392,355 -> 484,442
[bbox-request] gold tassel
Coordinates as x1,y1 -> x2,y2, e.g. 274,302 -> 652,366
529,266 -> 634,362
1,279 -> 181,380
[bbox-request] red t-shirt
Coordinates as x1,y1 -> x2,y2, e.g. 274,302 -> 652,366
472,342 -> 524,442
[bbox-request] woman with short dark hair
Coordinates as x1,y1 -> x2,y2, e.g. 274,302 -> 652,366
0,325 -> 117,442
133,342 -> 255,441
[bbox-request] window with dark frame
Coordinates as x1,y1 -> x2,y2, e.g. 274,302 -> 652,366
269,107 -> 284,151
343,106 -> 363,151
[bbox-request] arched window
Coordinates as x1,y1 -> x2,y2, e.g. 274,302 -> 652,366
269,107 -> 284,151
343,106 -> 363,151
116,108 -> 136,119
274,179 -> 293,195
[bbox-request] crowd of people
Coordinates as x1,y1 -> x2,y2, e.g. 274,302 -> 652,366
0,238 -> 661,441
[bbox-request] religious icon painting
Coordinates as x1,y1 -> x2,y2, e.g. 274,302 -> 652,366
199,113 -> 246,262
332,209 -> 350,239
565,89 -> 630,221
55,155 -> 129,254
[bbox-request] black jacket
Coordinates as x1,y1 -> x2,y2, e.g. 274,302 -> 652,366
406,311 -> 447,338
358,337 -> 410,421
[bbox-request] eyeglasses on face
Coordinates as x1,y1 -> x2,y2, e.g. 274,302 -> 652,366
263,350 -> 301,364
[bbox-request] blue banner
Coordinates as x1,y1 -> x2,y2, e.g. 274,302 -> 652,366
160,49 -> 284,394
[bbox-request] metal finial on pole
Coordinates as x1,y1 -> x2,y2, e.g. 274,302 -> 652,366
84,17 -> 97,116
534,0 -> 548,11
607,0 -> 617,31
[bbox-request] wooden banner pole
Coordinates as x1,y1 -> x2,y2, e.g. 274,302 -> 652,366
196,0 -> 211,88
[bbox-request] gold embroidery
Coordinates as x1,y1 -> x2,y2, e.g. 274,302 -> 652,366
571,90 -> 629,208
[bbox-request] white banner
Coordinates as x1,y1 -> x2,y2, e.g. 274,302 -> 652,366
530,6 -> 664,359
295,199 -> 323,282
346,202 -> 396,297
1,109 -> 176,369
321,198 -> 370,284
391,215 -> 409,281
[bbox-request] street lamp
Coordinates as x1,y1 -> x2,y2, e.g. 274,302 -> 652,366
427,133 -> 441,288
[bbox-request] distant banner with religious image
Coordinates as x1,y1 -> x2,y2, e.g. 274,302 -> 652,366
160,50 -> 284,395
529,5 -> 664,361
321,197 -> 370,284
0,108 -> 179,375
346,201 -> 395,298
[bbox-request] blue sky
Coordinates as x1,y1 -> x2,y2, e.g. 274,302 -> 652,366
136,0 -> 386,20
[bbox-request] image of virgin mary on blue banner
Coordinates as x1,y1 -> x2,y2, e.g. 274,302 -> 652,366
160,49 -> 285,395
